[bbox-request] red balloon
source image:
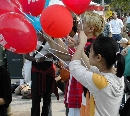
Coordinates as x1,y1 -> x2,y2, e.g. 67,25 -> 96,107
10,0 -> 23,14
62,0 -> 91,15
0,0 -> 23,16
40,5 -> 73,38
0,13 -> 37,54
18,0 -> 45,16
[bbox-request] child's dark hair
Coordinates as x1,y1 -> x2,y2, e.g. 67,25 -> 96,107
92,37 -> 125,77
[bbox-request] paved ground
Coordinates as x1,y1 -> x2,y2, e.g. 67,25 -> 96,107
10,90 -> 65,116
10,79 -> 66,116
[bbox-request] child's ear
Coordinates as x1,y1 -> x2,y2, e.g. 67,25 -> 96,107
96,54 -> 102,62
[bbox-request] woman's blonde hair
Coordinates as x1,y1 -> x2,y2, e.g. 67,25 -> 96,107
84,11 -> 105,37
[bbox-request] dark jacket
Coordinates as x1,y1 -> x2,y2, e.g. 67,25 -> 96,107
0,66 -> 12,116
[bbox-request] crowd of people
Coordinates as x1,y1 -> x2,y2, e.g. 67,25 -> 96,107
1,10 -> 130,116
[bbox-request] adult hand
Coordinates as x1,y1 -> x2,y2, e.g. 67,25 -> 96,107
67,36 -> 75,48
67,36 -> 79,48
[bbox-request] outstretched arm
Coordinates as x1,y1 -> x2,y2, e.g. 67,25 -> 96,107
43,31 -> 69,54
43,31 -> 73,61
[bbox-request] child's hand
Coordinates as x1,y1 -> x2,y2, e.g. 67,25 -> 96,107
78,31 -> 87,45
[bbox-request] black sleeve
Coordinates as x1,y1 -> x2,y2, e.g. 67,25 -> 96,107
0,66 -> 12,108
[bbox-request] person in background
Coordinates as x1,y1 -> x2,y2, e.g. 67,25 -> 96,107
0,66 -> 12,116
110,12 -> 124,41
118,38 -> 130,82
69,33 -> 125,116
110,12 -> 124,52
126,13 -> 130,35
54,59 -> 65,93
15,69 -> 31,96
122,16 -> 129,39
100,15 -> 112,37
0,45 -> 7,68
107,16 -> 113,23
15,81 -> 31,96
24,31 -> 59,116
120,14 -> 125,21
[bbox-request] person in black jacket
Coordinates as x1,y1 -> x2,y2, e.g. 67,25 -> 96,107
0,66 -> 12,116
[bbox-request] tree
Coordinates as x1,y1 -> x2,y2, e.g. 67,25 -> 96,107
92,0 -> 130,12
92,0 -> 111,4
110,0 -> 130,12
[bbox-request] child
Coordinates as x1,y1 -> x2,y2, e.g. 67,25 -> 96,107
69,32 -> 125,116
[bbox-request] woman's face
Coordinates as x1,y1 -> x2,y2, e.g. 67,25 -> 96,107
83,17 -> 94,36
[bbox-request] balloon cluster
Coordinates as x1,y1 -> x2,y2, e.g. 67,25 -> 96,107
0,0 -> 91,54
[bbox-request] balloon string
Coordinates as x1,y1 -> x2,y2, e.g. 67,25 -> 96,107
37,39 -> 87,70
80,15 -> 83,31
41,33 -> 87,68
37,33 -> 73,69
59,38 -> 77,55
49,48 -> 72,56
36,43 -> 70,72
42,33 -> 73,56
